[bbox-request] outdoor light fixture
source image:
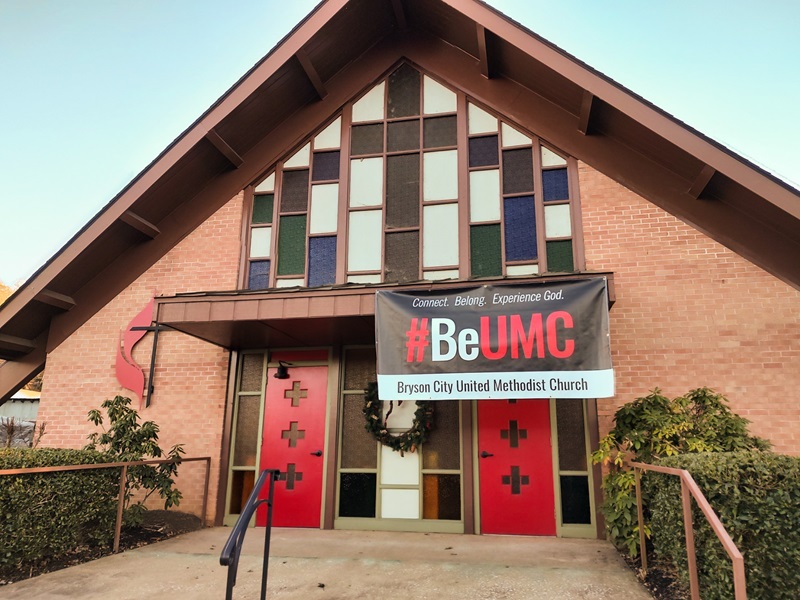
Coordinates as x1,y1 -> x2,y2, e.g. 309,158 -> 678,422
274,361 -> 291,379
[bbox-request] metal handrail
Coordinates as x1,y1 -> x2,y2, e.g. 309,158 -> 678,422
631,461 -> 747,600
220,468 -> 280,600
0,456 -> 211,553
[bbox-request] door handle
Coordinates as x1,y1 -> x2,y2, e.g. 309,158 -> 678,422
310,450 -> 323,457
480,450 -> 494,458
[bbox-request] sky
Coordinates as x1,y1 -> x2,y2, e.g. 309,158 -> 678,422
0,0 -> 798,287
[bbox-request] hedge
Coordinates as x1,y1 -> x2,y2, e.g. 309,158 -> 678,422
0,448 -> 120,575
644,451 -> 800,600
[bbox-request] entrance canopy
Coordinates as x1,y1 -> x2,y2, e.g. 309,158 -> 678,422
155,274 -> 614,350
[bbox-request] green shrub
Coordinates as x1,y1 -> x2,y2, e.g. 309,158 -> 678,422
0,448 -> 119,575
646,452 -> 800,600
86,395 -> 184,526
592,388 -> 768,555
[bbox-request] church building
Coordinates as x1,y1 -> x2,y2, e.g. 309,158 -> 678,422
1,0 -> 798,538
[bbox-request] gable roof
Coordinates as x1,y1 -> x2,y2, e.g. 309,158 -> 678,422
1,0 -> 799,402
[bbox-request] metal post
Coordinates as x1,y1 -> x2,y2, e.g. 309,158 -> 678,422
201,457 -> 211,525
113,465 -> 127,553
732,555 -> 748,600
680,476 -> 700,600
261,471 -> 277,600
634,467 -> 647,574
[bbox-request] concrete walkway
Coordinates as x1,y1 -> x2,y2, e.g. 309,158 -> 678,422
2,528 -> 652,599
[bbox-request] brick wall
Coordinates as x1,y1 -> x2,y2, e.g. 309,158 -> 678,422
33,160 -> 800,529
579,164 -> 800,455
37,193 -> 244,521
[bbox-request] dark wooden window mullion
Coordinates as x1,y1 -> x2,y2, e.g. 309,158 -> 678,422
532,139 -> 548,273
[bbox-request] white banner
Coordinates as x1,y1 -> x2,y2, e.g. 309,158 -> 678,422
377,369 -> 615,400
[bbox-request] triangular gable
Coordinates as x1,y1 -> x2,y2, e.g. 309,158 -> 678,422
1,0 -> 799,401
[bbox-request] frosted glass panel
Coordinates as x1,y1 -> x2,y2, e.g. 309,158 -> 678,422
255,173 -> 274,192
341,394 -> 377,469
468,103 -> 497,134
233,395 -> 259,466
284,143 -> 310,168
542,146 -> 568,167
380,445 -> 420,485
275,278 -> 304,288
314,117 -> 342,149
309,184 -> 339,233
423,75 -> 456,114
545,204 -> 572,238
349,158 -> 384,207
352,81 -> 385,122
249,227 -> 271,258
506,264 -> 539,276
424,269 -> 459,281
469,169 -> 501,222
423,150 -> 458,201
381,489 -> 420,519
347,210 -> 383,271
239,353 -> 264,392
347,274 -> 382,284
501,123 -> 531,147
423,204 -> 459,267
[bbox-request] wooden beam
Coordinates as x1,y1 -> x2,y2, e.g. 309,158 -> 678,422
205,129 -> 244,168
296,49 -> 327,100
688,164 -> 717,199
0,333 -> 37,355
390,0 -> 407,30
0,341 -> 45,404
34,289 -> 75,311
476,25 -> 495,79
578,90 -> 595,135
120,211 -> 160,239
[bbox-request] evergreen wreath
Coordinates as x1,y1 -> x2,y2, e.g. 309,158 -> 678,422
363,382 -> 434,455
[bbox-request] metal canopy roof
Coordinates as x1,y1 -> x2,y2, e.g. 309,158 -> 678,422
1,0 -> 798,401
154,274 -> 615,350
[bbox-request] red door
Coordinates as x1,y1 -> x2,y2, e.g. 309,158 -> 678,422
257,366 -> 327,527
478,399 -> 555,535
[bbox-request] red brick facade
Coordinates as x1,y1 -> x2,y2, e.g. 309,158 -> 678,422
580,164 -> 800,454
35,162 -> 800,523
37,193 -> 245,519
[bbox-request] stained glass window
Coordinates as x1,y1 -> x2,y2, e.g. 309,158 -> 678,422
248,260 -> 270,290
547,240 -> 574,272
470,224 -> 502,277
385,231 -> 420,283
469,135 -> 499,167
387,120 -> 420,152
244,64 -> 580,289
277,215 -> 307,276
554,400 -> 593,528
308,236 -> 336,287
386,154 -> 420,228
503,196 -> 537,261
312,151 -> 340,181
423,116 -> 457,148
280,169 -> 309,212
466,101 -> 576,276
351,124 -> 384,155
251,194 -> 273,224
387,63 -> 420,118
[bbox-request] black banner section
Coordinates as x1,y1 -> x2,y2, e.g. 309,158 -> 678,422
375,278 -> 613,400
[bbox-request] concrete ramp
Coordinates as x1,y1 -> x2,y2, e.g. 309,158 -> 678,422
2,528 -> 653,599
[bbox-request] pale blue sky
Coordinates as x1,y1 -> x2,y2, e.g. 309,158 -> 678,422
1,0 -> 798,286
